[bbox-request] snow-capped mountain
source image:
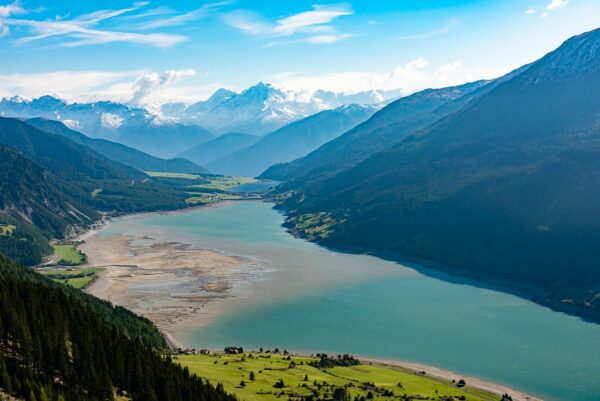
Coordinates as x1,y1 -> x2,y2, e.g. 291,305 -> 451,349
0,96 -> 214,158
160,83 -> 400,135
0,83 -> 400,157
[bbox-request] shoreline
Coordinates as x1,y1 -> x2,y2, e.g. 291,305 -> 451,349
76,201 -> 545,401
188,348 -> 541,401
280,211 -> 600,326
357,356 -> 540,401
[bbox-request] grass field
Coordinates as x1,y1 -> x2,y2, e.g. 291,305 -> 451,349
146,171 -> 204,180
0,224 -> 16,236
176,353 -> 500,401
43,267 -> 105,289
190,176 -> 259,191
186,193 -> 247,205
53,244 -> 86,265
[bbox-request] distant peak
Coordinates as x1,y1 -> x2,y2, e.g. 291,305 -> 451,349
4,95 -> 31,103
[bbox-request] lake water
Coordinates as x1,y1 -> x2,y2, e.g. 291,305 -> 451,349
103,201 -> 600,401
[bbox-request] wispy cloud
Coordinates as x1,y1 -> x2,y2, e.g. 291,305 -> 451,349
398,19 -> 459,40
0,2 -> 230,48
136,1 -> 231,30
223,3 -> 353,45
272,4 -> 352,35
529,0 -> 569,18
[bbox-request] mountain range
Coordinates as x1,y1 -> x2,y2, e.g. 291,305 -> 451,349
161,83 -> 399,135
0,95 -> 214,158
206,104 -> 378,177
273,28 -> 600,321
0,83 -> 398,160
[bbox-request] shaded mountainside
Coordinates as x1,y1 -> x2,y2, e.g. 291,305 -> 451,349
278,28 -> 600,320
177,132 -> 259,166
0,117 -> 192,264
0,117 -> 188,214
0,145 -> 93,265
26,118 -> 206,174
260,80 -> 491,182
209,105 -> 377,177
0,254 -> 235,401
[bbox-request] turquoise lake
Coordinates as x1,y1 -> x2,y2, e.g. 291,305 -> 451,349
103,201 -> 600,401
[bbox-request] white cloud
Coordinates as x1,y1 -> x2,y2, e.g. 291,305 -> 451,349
130,69 -> 197,104
0,68 -> 222,105
547,0 -> 569,10
302,33 -> 352,44
525,8 -> 537,14
0,1 -> 24,17
398,19 -> 459,40
1,3 -> 188,48
0,0 -> 25,36
0,70 -> 140,102
537,0 -> 568,18
223,3 -> 353,45
272,4 -> 352,36
269,58 -> 507,95
222,10 -> 268,34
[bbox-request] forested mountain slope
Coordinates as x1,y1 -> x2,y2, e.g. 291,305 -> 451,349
26,118 -> 206,174
0,254 -> 235,401
278,28 -> 600,320
0,117 -> 188,213
0,117 -> 191,264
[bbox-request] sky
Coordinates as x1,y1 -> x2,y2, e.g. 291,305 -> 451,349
0,0 -> 598,105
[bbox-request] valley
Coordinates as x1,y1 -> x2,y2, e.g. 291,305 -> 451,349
0,8 -> 598,401
77,201 -> 600,401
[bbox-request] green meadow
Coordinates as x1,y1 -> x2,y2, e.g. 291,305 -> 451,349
43,267 -> 105,289
176,353 -> 500,401
53,243 -> 86,265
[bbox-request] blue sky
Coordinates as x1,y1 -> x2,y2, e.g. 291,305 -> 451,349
0,0 -> 598,104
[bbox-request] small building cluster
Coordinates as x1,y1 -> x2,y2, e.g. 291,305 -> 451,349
224,346 -> 244,354
174,347 -> 211,355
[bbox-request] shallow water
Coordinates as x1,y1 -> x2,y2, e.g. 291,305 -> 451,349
102,201 -> 600,401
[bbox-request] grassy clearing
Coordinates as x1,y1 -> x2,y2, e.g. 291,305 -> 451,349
288,212 -> 341,239
91,188 -> 103,197
0,224 -> 16,236
190,176 -> 259,191
176,353 -> 499,401
146,172 -> 204,180
53,244 -> 86,265
186,193 -> 247,205
43,267 -> 105,289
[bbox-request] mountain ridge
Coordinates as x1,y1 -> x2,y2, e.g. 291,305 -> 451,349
275,27 -> 600,322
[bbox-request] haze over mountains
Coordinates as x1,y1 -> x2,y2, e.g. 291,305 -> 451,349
273,28 -> 600,321
207,104 -> 378,177
162,83 -> 399,135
